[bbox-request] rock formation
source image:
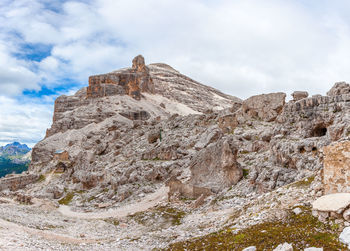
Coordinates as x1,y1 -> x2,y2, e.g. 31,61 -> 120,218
4,55 -> 350,249
87,55 -> 155,100
323,141 -> 350,194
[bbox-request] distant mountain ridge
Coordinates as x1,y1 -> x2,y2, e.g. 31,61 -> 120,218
0,142 -> 31,177
0,142 -> 31,157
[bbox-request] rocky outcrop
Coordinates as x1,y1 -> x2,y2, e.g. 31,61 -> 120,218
292,91 -> 308,101
190,138 -> 242,193
327,82 -> 350,96
241,92 -> 286,122
87,55 -> 155,100
0,173 -> 39,191
44,56 -> 240,138
323,141 -> 350,194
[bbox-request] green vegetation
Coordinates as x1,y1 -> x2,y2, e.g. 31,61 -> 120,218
129,206 -> 186,227
243,169 -> 249,178
290,176 -> 315,188
58,192 -> 75,205
0,156 -> 29,177
37,174 -> 46,182
104,218 -> 120,226
167,207 -> 346,250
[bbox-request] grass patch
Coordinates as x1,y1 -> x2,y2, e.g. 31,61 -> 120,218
290,176 -> 315,188
243,169 -> 249,178
104,218 -> 120,226
58,192 -> 74,205
166,207 -> 346,250
129,206 -> 186,227
37,174 -> 45,182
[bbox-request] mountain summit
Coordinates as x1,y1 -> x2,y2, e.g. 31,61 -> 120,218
0,142 -> 31,156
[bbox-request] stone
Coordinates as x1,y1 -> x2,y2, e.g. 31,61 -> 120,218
273,242 -> 293,251
292,91 -> 308,101
312,193 -> 350,212
194,126 -> 223,150
0,173 -> 39,191
323,141 -> 350,194
292,207 -> 302,215
98,202 -> 112,208
148,130 -> 161,144
190,139 -> 243,193
243,246 -> 257,251
340,227 -> 350,248
242,92 -> 286,122
327,82 -> 350,96
304,248 -> 323,251
166,177 -> 212,200
343,208 -> 350,221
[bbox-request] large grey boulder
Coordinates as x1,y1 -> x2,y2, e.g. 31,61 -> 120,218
242,92 -> 286,122
190,138 -> 242,193
312,193 -> 350,212
194,125 -> 222,150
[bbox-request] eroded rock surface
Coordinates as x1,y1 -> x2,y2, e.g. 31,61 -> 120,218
323,141 -> 350,194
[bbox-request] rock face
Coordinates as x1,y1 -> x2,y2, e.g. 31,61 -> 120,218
44,56 -> 240,138
323,141 -> 350,194
292,91 -> 308,101
87,55 -> 155,100
28,55 -> 350,233
0,173 -> 39,191
190,138 -> 242,193
241,92 -> 286,122
327,82 -> 350,96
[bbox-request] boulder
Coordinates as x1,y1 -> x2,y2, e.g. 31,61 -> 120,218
148,130 -> 161,144
340,227 -> 350,248
327,82 -> 350,96
292,207 -> 302,215
242,92 -> 286,122
312,193 -> 350,213
273,242 -> 293,251
292,91 -> 308,101
194,125 -> 223,150
190,139 -> 242,193
304,248 -> 323,251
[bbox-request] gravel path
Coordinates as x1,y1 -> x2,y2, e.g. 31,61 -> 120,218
58,186 -> 169,219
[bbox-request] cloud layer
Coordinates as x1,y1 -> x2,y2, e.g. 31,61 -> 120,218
2,0 -> 350,145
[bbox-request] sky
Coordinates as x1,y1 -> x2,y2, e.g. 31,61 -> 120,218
1,0 -> 350,147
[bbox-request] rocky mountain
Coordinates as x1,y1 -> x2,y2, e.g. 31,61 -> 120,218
0,142 -> 31,177
2,56 -> 350,249
0,142 -> 30,157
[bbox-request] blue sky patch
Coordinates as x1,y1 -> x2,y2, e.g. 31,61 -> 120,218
13,43 -> 53,62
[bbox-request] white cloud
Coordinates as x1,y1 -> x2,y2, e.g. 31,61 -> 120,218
0,95 -> 53,147
3,0 -> 350,145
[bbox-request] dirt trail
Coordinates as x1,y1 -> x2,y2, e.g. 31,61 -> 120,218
58,186 -> 169,219
45,170 -> 56,185
0,218 -> 98,244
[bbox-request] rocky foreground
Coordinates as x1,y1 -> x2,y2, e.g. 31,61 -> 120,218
1,56 -> 350,250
